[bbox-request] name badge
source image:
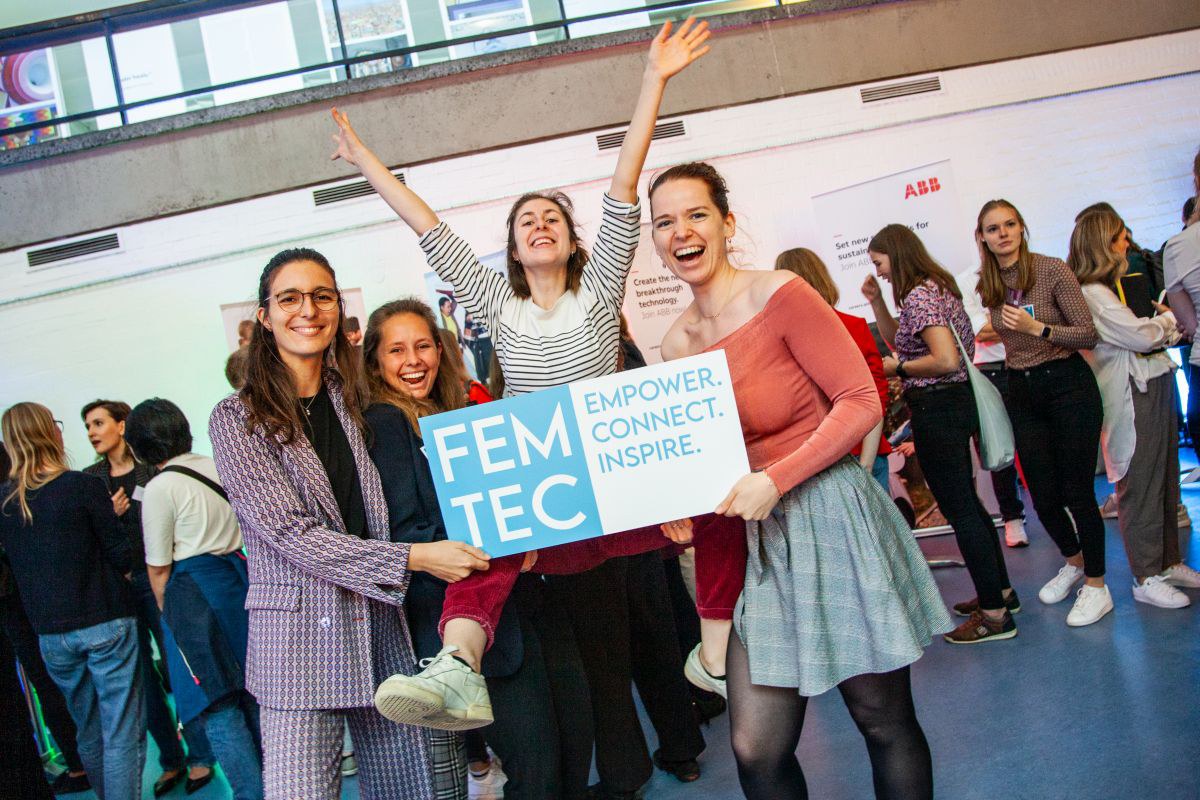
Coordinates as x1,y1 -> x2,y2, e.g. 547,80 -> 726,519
132,485 -> 146,502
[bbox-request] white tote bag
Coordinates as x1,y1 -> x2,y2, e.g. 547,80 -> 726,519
949,325 -> 1016,471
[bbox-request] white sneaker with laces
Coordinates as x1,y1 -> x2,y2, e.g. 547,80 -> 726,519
684,643 -> 727,699
1132,576 -> 1191,609
1066,585 -> 1114,626
1038,563 -> 1085,604
1162,562 -> 1200,589
468,756 -> 508,800
1004,519 -> 1029,548
374,645 -> 493,731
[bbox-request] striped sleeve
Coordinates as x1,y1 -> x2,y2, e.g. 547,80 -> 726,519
419,222 -> 514,333
580,193 -> 643,315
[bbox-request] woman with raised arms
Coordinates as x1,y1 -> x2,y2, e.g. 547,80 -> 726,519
651,162 -> 951,800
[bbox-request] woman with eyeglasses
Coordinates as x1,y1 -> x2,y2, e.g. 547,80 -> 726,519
0,402 -> 146,800
209,249 -> 492,799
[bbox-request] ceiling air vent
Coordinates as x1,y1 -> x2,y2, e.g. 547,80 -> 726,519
26,232 -> 120,269
860,76 -> 942,104
313,171 -> 405,206
596,119 -> 686,152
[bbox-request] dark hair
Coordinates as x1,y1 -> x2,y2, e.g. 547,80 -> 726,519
0,441 -> 10,479
125,398 -> 192,465
867,224 -> 962,306
975,199 -> 1034,309
343,316 -> 361,334
240,247 -> 366,443
648,162 -> 731,217
362,298 -> 467,434
504,192 -> 590,299
80,399 -> 131,424
438,297 -> 452,309
225,347 -> 248,390
1185,196 -> 1196,223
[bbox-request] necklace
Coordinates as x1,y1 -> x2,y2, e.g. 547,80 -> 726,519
299,393 -> 319,417
698,275 -> 737,320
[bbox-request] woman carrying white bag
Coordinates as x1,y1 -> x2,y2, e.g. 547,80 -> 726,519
1069,209 -> 1200,610
863,224 -> 1019,645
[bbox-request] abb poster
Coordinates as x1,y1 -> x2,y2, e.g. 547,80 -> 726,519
810,160 -> 976,321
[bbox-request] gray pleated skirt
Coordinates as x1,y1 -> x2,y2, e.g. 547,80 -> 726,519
735,457 -> 952,696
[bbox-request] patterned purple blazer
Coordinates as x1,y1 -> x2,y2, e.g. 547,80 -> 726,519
209,373 -> 428,718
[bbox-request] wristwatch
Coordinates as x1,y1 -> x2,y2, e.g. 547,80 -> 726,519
1040,324 -> 1052,339
895,361 -> 909,379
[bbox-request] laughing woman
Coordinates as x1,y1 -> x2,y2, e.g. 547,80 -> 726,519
649,163 -> 950,800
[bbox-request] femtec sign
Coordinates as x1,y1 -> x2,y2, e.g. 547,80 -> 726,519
419,351 -> 749,557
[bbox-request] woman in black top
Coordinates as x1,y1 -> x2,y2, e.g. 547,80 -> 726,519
0,402 -> 145,800
80,399 -> 215,794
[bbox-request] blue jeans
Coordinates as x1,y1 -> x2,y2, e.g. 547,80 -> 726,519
203,692 -> 264,800
870,454 -> 890,493
39,616 -> 146,800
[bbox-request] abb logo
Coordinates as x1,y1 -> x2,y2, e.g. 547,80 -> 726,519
904,178 -> 942,199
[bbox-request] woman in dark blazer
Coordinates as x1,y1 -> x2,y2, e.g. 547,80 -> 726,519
208,248 -> 490,800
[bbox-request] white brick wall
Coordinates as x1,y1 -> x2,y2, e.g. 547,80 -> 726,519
2,29 -> 1198,460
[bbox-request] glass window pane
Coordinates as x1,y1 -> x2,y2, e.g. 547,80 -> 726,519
442,0 -> 538,60
323,0 -> 414,77
1,38 -> 117,150
564,0 -> 649,39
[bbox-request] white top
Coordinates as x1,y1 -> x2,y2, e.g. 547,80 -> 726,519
956,267 -> 1006,365
1079,283 -> 1179,483
142,453 -> 243,566
420,194 -> 642,396
1163,222 -> 1200,365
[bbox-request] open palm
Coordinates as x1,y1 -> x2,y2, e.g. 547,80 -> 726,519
647,16 -> 711,81
329,107 -> 364,166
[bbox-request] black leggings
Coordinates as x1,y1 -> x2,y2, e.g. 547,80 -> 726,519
727,631 -> 932,800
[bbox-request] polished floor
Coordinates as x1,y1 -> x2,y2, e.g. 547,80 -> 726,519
60,462 -> 1200,799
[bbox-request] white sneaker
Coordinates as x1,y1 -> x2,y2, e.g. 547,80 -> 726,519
1177,504 -> 1192,530
1098,494 -> 1119,519
468,756 -> 508,800
374,646 -> 493,731
1004,519 -> 1029,548
1132,576 -> 1191,609
1038,563 -> 1085,604
340,752 -> 358,777
683,643 -> 727,699
1162,562 -> 1200,589
1066,585 -> 1114,626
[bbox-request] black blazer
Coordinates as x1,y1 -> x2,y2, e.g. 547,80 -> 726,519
364,402 -> 523,677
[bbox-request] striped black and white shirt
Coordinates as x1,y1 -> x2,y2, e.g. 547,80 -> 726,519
419,194 -> 642,397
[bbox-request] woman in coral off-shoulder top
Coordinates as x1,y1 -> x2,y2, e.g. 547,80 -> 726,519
652,161 -> 951,800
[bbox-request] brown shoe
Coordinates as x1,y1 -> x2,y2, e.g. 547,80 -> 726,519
952,590 -> 1021,617
943,610 -> 1017,644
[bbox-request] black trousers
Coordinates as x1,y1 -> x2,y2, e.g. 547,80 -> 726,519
0,629 -> 54,800
907,382 -> 1012,610
560,552 -> 705,793
1006,354 -> 1106,577
0,591 -> 84,774
1188,362 -> 1200,463
976,362 -> 1026,521
483,581 -> 594,800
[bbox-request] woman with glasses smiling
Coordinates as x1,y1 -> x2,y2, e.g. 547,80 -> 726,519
209,248 -> 494,799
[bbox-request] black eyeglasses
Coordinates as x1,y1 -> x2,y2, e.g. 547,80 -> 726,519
270,288 -> 341,313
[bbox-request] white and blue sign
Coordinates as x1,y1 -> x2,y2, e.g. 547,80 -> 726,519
419,350 -> 750,557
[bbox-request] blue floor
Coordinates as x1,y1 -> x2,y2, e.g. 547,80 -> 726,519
64,459 -> 1200,799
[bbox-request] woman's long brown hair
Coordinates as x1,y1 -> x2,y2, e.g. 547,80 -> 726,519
363,298 -> 466,434
975,199 -> 1035,309
774,248 -> 839,306
239,248 -> 366,443
1068,209 -> 1126,290
2,402 -> 70,523
867,224 -> 961,307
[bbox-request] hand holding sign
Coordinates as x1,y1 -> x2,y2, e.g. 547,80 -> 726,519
409,540 -> 491,583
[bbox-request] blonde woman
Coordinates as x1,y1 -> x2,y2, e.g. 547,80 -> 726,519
0,403 -> 145,800
1069,209 -> 1200,608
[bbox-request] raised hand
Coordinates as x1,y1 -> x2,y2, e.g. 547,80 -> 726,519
329,107 -> 366,167
861,274 -> 882,303
647,17 -> 711,83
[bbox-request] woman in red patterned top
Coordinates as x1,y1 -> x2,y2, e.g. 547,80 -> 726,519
975,199 -> 1108,628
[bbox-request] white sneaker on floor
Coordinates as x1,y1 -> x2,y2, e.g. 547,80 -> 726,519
468,757 -> 508,800
1066,585 -> 1114,626
1177,504 -> 1192,530
374,646 -> 493,731
683,643 -> 727,699
1004,519 -> 1029,548
1161,562 -> 1200,589
1098,494 -> 1119,519
1038,563 -> 1085,604
1132,576 -> 1191,609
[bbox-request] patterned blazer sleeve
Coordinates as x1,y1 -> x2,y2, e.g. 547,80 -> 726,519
209,398 -> 413,606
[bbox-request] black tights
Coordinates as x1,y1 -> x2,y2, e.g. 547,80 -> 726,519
727,631 -> 932,800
